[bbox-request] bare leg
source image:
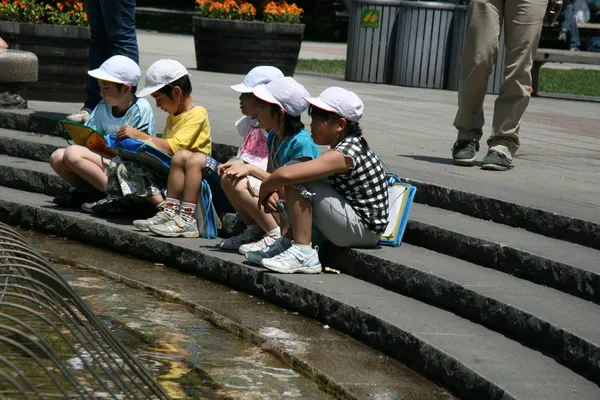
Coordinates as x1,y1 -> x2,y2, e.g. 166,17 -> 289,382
221,175 -> 279,231
147,194 -> 164,206
60,145 -> 109,191
284,186 -> 312,246
50,148 -> 92,190
165,150 -> 193,200
182,152 -> 205,204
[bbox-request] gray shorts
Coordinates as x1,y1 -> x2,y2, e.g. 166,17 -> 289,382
304,179 -> 380,248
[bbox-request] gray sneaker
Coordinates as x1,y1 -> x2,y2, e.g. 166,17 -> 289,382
246,237 -> 292,265
481,150 -> 512,171
452,140 -> 479,166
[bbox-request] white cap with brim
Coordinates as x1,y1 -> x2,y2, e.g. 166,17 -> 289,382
137,59 -> 190,98
88,55 -> 141,87
305,86 -> 364,123
252,77 -> 309,117
231,66 -> 284,93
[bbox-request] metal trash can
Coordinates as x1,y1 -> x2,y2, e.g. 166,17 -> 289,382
345,0 -> 403,83
392,1 -> 467,89
446,8 -> 507,94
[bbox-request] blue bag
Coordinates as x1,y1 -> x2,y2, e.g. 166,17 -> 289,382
195,179 -> 219,239
105,134 -> 172,175
372,153 -> 417,247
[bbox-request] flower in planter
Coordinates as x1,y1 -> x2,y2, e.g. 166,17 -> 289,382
263,1 -> 303,24
0,0 -> 88,26
196,0 -> 257,21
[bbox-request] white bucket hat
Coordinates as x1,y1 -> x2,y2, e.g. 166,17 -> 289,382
252,77 -> 309,117
305,87 -> 364,123
231,66 -> 284,93
137,59 -> 190,97
88,55 -> 141,87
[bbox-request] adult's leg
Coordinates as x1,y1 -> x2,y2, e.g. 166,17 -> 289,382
82,0 -> 110,112
489,0 -> 547,159
100,0 -> 139,64
453,0 -> 504,142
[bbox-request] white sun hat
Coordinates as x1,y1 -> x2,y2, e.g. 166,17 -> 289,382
305,87 -> 364,123
137,59 -> 190,97
88,55 -> 141,87
252,77 -> 309,117
231,66 -> 284,93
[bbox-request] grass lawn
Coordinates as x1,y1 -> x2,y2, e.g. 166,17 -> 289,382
296,59 -> 600,97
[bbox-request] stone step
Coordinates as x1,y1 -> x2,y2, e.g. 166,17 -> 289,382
405,203 -> 600,305
0,154 -> 69,197
0,185 -> 598,400
0,110 -> 599,251
0,127 -> 66,162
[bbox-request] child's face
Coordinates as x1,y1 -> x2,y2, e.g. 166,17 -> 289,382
151,91 -> 178,115
256,102 -> 281,131
239,93 -> 258,117
98,79 -> 130,106
310,114 -> 344,146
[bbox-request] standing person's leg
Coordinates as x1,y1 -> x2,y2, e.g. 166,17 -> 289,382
452,0 -> 504,166
483,0 -> 546,170
81,0 -> 110,114
101,0 -> 139,64
558,3 -> 581,49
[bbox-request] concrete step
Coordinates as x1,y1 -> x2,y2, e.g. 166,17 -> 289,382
0,127 -> 66,162
0,109 -> 598,252
321,242 -> 600,385
0,154 -> 69,197
0,185 -> 598,400
405,203 -> 600,305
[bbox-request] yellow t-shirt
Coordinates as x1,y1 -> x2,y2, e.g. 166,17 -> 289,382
163,106 -> 211,155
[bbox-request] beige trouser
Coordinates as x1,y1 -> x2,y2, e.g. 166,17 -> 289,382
453,0 -> 547,159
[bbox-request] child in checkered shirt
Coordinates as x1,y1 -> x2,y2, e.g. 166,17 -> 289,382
253,87 -> 389,275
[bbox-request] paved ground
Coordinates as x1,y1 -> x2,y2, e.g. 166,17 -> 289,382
38,30 -> 600,224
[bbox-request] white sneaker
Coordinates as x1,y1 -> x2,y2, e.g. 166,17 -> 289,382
238,233 -> 279,255
218,226 -> 264,251
246,237 -> 292,265
66,109 -> 90,124
261,243 -> 322,274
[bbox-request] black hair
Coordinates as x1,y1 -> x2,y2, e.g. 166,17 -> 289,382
157,75 -> 193,98
308,105 -> 363,139
114,83 -> 138,95
266,103 -> 304,135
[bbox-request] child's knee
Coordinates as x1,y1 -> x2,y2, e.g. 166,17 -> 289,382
63,146 -> 83,166
172,150 -> 192,167
186,152 -> 206,170
50,149 -> 66,168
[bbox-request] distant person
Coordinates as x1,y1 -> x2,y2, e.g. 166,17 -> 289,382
0,37 -> 8,49
66,0 -> 139,124
451,0 -> 548,171
558,0 -> 581,51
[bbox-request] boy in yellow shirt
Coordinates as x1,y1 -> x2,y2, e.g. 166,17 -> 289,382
84,59 -> 211,215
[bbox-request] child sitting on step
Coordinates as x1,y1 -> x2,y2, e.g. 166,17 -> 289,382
50,55 -> 156,208
82,59 -> 212,216
132,65 -> 284,237
254,87 -> 389,274
217,77 -> 320,254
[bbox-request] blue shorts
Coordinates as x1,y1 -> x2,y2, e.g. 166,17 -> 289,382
203,158 -> 235,213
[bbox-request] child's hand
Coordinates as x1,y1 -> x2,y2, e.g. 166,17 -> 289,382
222,163 -> 252,180
259,191 -> 280,214
217,159 -> 244,176
117,125 -> 143,140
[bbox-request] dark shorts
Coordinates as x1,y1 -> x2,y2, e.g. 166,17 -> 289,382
203,158 -> 235,213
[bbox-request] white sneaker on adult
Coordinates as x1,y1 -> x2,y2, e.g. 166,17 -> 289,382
245,237 -> 292,265
261,243 -> 322,274
66,109 -> 90,124
218,226 -> 264,251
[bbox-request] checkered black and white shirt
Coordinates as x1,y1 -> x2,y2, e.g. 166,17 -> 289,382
329,136 -> 389,235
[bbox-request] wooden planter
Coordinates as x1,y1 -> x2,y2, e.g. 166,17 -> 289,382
193,17 -> 304,76
0,21 -> 90,103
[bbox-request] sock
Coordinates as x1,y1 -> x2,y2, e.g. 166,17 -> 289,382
265,227 -> 281,238
180,201 -> 197,223
295,243 -> 313,252
164,197 -> 180,217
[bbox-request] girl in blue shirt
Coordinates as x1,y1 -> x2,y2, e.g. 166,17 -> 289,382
217,77 -> 320,255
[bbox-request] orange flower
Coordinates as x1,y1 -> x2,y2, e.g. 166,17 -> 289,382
69,10 -> 74,16
57,2 -> 64,10
45,4 -> 53,10
2,0 -> 9,5
84,13 -> 88,21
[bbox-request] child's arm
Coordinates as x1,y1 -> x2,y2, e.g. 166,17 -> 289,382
260,151 -> 351,195
221,162 -> 271,181
117,126 -> 174,154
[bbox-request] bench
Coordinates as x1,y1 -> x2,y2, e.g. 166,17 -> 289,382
0,49 -> 38,109
543,22 -> 600,35
532,48 -> 600,96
